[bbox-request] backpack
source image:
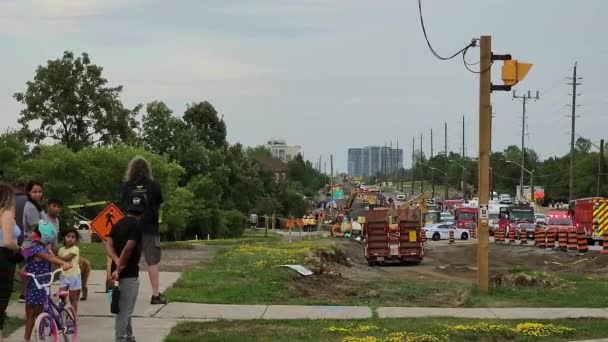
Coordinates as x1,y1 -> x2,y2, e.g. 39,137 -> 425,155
126,184 -> 150,212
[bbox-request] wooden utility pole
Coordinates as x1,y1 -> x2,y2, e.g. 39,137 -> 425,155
477,35 -> 492,293
411,137 -> 415,197
420,133 -> 424,195
330,154 -> 334,210
444,122 -> 449,200
568,63 -> 581,201
431,128 -> 435,199
599,139 -> 605,197
513,90 -> 540,200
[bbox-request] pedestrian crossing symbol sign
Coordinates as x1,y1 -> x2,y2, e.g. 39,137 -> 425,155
90,203 -> 124,241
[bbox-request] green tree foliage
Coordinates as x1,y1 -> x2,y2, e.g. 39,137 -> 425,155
182,101 -> 227,150
14,51 -> 141,151
287,154 -> 326,197
161,187 -> 194,241
142,101 -> 182,157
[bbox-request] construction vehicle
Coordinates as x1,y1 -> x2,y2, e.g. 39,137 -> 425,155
569,197 -> 608,245
363,207 -> 424,266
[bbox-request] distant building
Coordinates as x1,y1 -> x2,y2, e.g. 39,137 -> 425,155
266,138 -> 302,163
256,157 -> 288,183
348,146 -> 403,178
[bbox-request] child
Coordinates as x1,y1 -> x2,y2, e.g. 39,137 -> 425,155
23,221 -> 70,342
44,198 -> 62,253
58,228 -> 81,314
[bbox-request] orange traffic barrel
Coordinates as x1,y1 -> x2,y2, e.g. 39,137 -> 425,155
520,227 -> 528,245
449,230 -> 455,244
494,228 -> 502,243
558,227 -> 568,251
567,227 -> 578,252
546,227 -> 556,249
537,227 -> 546,249
508,226 -> 516,244
576,227 -> 588,254
603,231 -> 608,255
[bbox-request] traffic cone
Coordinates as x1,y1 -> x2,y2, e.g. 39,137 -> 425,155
546,227 -> 556,250
567,227 -> 578,252
558,227 -> 568,251
508,225 -> 516,244
576,227 -> 588,255
449,230 -> 455,244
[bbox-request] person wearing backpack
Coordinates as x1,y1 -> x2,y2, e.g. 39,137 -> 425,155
121,157 -> 166,305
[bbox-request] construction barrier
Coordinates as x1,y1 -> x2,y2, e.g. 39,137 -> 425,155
422,231 -> 427,243
567,227 -> 578,252
508,225 -> 516,244
471,227 -> 477,239
520,228 -> 528,245
603,231 -> 608,255
449,230 -> 455,244
494,228 -> 504,243
536,227 -> 546,249
558,227 -> 568,251
546,227 -> 556,250
576,227 -> 588,254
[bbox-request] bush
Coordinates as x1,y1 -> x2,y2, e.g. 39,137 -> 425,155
223,209 -> 247,238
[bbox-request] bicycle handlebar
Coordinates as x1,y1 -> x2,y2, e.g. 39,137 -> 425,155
25,268 -> 63,290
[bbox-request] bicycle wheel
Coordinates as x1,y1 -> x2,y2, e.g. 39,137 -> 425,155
34,312 -> 58,342
60,305 -> 78,342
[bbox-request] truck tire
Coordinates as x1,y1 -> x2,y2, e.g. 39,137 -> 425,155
461,232 -> 469,240
588,239 -> 596,246
367,260 -> 376,267
432,233 -> 441,241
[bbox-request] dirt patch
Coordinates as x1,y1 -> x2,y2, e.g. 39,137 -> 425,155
139,244 -> 222,272
490,272 -> 562,288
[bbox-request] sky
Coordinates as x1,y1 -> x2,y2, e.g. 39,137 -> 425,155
0,0 -> 606,173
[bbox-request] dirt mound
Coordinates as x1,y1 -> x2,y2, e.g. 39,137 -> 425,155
490,272 -> 562,288
304,245 -> 352,274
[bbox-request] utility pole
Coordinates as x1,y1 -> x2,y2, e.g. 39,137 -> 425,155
444,122 -> 449,200
568,62 -> 581,201
513,90 -> 540,201
477,35 -> 492,293
599,139 -> 605,197
431,128 -> 435,199
330,154 -> 334,210
411,137 -> 415,197
420,133 -> 424,195
462,115 -> 466,199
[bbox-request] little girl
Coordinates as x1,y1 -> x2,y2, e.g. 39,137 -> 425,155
58,228 -> 81,314
23,221 -> 70,342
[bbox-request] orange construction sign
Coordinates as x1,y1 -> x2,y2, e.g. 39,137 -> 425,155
90,203 -> 124,241
286,219 -> 295,229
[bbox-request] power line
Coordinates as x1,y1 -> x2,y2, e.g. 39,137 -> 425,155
417,0 -> 475,61
462,46 -> 493,74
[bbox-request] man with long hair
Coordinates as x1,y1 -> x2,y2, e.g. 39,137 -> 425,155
121,157 -> 166,305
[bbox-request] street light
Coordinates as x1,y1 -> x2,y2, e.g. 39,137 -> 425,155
450,160 -> 467,200
506,160 -> 535,204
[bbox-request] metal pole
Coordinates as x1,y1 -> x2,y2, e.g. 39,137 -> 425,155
521,96 -> 526,200
569,63 -> 578,201
477,35 -> 492,293
330,154 -> 334,212
431,128 -> 435,199
462,115 -> 466,198
530,171 -> 535,207
411,137 -> 415,197
420,133 -> 424,195
599,139 -> 605,197
445,122 -> 449,200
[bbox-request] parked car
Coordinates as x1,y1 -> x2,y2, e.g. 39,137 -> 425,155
499,194 -> 513,204
396,193 -> 406,201
424,223 -> 470,241
440,212 -> 455,224
535,214 -> 546,225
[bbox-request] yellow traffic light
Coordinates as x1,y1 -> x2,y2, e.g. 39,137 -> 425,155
502,60 -> 533,86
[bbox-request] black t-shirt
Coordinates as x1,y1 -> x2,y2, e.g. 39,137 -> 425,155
108,216 -> 143,279
121,179 -> 163,235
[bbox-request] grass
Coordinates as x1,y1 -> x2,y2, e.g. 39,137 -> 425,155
78,242 -> 108,270
2,317 -> 25,338
164,318 -> 608,342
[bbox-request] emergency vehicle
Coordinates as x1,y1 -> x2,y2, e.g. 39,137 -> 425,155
569,197 -> 608,245
454,207 -> 477,231
498,204 -> 535,238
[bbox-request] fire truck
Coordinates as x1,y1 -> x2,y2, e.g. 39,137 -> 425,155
498,205 -> 535,238
569,197 -> 608,245
454,207 -> 477,231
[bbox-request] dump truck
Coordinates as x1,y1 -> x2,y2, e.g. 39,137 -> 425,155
362,207 -> 424,266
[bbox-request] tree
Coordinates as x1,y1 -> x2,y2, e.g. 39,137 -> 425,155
0,130 -> 28,179
142,101 -> 181,157
576,137 -> 592,154
14,51 -> 141,151
182,101 -> 227,150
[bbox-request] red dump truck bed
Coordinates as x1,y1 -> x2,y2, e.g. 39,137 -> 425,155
363,208 -> 424,266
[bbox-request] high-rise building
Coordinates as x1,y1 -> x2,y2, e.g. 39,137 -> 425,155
266,138 -> 302,163
348,146 -> 403,178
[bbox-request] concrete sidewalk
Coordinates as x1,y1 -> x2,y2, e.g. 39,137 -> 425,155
7,270 -> 608,341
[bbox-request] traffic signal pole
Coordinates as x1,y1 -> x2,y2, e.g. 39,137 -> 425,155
477,35 -> 492,292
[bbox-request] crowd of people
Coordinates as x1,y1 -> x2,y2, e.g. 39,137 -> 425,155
0,157 -> 165,342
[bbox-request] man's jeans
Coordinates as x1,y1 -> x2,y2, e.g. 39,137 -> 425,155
115,277 -> 139,342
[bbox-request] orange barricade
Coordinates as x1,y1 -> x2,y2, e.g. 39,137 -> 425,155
567,227 -> 578,252
576,227 -> 588,254
603,231 -> 608,255
508,226 -> 516,244
520,227 -> 528,245
449,230 -> 455,244
546,227 -> 556,249
558,228 -> 568,251
536,227 -> 546,249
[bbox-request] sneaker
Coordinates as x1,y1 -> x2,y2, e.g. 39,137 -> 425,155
150,294 -> 167,305
18,295 -> 25,303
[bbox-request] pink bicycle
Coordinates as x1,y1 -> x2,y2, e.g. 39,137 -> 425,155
26,268 -> 78,342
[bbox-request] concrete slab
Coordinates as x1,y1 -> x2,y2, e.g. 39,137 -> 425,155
489,308 -> 608,319
155,303 -> 268,320
6,317 -> 179,342
6,271 -> 180,319
262,305 -> 372,320
377,307 -> 497,319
